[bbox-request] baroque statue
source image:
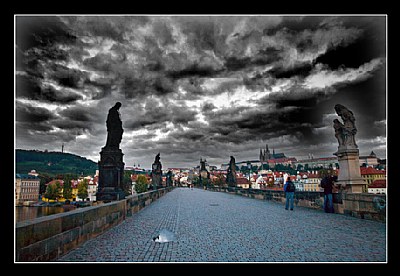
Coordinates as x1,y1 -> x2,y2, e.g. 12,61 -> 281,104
226,156 -> 237,187
333,104 -> 358,149
105,102 -> 123,149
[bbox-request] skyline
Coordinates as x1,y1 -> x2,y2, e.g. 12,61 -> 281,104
15,15 -> 387,169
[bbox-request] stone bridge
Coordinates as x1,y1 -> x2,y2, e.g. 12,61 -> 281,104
52,188 -> 386,263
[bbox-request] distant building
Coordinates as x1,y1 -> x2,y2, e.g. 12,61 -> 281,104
302,172 -> 321,192
368,179 -> 386,194
28,170 -> 39,177
87,176 -> 98,201
259,144 -> 286,161
267,157 -> 297,168
220,160 -> 261,170
168,168 -> 191,175
293,156 -> 338,170
236,177 -> 251,189
259,144 -> 298,168
360,167 -> 386,186
15,174 -> 40,205
359,151 -> 380,167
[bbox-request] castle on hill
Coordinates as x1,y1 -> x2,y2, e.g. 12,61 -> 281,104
259,144 -> 286,161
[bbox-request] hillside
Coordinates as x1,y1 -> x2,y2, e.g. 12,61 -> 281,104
16,149 -> 98,177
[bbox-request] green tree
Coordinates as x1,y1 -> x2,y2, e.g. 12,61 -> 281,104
62,175 -> 73,200
122,171 -> 133,195
212,174 -> 226,187
44,181 -> 62,201
77,179 -> 89,201
135,175 -> 148,193
192,176 -> 199,185
39,173 -> 52,194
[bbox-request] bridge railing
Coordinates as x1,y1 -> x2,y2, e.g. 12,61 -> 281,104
15,187 -> 174,262
206,186 -> 386,222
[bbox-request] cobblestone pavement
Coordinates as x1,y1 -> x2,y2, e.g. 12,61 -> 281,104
57,188 -> 386,263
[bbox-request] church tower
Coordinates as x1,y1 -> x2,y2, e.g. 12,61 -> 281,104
265,144 -> 271,160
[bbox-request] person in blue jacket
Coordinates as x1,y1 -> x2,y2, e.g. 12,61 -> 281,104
284,176 -> 296,210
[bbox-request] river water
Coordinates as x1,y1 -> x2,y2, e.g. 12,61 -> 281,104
15,206 -> 73,223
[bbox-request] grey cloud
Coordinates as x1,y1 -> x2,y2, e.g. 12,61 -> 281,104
58,106 -> 99,123
16,121 -> 53,134
16,103 -> 55,123
60,16 -> 148,43
15,16 -> 386,168
41,85 -> 83,103
124,101 -> 197,131
49,63 -> 89,89
16,16 -> 76,52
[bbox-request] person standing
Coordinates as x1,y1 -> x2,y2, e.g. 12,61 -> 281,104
320,174 -> 336,213
284,176 -> 295,210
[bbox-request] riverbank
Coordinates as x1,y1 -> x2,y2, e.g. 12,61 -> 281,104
15,201 -> 93,222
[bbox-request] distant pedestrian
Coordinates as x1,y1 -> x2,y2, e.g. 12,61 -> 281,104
284,176 -> 295,210
320,174 -> 337,213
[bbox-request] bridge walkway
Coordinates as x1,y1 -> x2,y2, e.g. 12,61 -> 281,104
57,187 -> 386,262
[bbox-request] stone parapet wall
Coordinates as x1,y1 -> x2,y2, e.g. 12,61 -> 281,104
341,192 -> 386,222
15,187 -> 174,262
206,186 -> 385,222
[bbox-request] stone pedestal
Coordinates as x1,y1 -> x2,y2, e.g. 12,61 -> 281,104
96,148 -> 126,201
199,170 -> 210,187
334,148 -> 366,193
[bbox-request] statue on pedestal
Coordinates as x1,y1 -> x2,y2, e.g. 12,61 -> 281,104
226,156 -> 237,187
151,153 -> 162,189
97,102 -> 126,201
199,158 -> 210,187
332,104 -> 365,193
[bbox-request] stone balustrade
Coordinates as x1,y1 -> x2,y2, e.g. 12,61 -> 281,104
15,187 -> 174,262
206,186 -> 386,222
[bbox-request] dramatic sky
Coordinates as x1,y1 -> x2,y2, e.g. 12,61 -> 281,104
15,15 -> 386,169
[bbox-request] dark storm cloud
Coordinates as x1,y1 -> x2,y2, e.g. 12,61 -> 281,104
15,15 -> 387,167
52,119 -> 91,132
58,105 -> 98,123
16,74 -> 83,103
16,102 -> 55,123
124,100 -> 197,131
16,16 -> 76,52
167,64 -> 223,79
41,84 -> 83,103
16,74 -> 42,98
269,63 -> 314,79
16,122 -> 54,136
49,63 -> 89,89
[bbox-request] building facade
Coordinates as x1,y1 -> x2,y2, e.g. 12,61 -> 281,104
367,179 -> 386,194
302,173 -> 321,192
360,167 -> 386,186
293,157 -> 338,170
359,151 -> 380,167
259,144 -> 286,161
15,174 -> 40,205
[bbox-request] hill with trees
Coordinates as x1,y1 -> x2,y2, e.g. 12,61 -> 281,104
16,149 -> 98,177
